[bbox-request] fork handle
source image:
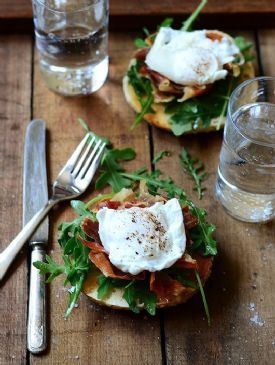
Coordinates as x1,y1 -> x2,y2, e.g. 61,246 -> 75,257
0,200 -> 56,281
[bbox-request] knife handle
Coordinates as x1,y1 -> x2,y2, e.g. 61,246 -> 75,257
27,245 -> 47,354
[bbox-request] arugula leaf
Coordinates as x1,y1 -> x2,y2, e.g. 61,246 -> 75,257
195,269 -> 210,325
158,17 -> 174,29
97,275 -> 126,299
78,118 -> 110,145
97,276 -> 157,315
127,62 -> 155,128
134,38 -> 149,48
71,200 -> 96,220
187,201 -> 217,256
123,280 -> 157,315
180,148 -> 208,200
66,275 -> 86,317
99,275 -> 128,299
168,267 -> 211,325
153,150 -> 170,164
96,148 -> 136,192
181,0 -> 208,31
234,36 -> 255,63
122,169 -> 187,203
234,36 -> 253,53
168,268 -> 198,288
166,99 -> 210,135
143,27 -> 150,37
165,77 -> 237,135
33,255 -> 65,283
35,200 -> 93,316
97,276 -> 113,299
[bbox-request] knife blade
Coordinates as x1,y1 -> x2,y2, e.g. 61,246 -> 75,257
23,119 -> 48,354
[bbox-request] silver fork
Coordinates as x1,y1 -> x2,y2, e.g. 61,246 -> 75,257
0,133 -> 106,280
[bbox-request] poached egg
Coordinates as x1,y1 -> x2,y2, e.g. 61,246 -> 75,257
145,27 -> 240,86
96,198 -> 186,275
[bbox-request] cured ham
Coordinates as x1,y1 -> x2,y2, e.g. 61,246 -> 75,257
149,256 -> 213,304
89,251 -> 146,281
174,253 -> 198,269
78,236 -> 106,253
182,206 -> 198,230
81,218 -> 100,242
150,272 -> 187,305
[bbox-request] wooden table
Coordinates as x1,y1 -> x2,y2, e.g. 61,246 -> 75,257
0,6 -> 275,365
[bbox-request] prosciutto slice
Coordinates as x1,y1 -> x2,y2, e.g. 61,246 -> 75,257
174,253 -> 198,269
81,218 -> 100,242
150,256 -> 213,304
150,272 -> 186,305
89,251 -> 146,281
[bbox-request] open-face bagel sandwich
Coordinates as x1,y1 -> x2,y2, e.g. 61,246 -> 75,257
79,187 -> 215,313
123,7 -> 255,136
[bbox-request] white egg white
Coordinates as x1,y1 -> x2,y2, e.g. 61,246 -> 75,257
96,198 -> 186,275
145,27 -> 240,86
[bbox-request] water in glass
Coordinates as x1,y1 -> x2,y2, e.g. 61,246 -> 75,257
216,102 -> 275,222
33,0 -> 108,96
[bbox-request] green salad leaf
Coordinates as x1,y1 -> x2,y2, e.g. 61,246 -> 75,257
187,201 -> 217,256
97,275 -> 126,299
168,267 -> 198,289
97,276 -> 157,315
34,255 -> 66,284
234,36 -> 253,53
127,61 -> 155,128
165,76 -> 237,135
158,17 -> 174,29
195,269 -> 211,325
181,0 -> 208,31
95,148 -> 136,192
134,38 -> 149,48
234,36 -> 255,62
152,150 -> 170,164
34,198 -> 95,316
180,148 -> 208,199
123,280 -> 157,315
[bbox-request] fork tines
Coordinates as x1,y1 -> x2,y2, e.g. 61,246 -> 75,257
66,134 -> 106,181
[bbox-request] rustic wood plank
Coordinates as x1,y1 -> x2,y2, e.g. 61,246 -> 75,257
30,32 -> 162,365
2,0 -> 275,18
1,0 -> 275,30
0,35 -> 32,365
149,30 -> 275,364
258,29 -> 275,76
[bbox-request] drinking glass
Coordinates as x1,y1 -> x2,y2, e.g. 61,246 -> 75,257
216,76 -> 275,222
32,0 -> 109,96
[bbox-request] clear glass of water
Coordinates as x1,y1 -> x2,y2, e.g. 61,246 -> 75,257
32,0 -> 109,96
216,76 -> 275,222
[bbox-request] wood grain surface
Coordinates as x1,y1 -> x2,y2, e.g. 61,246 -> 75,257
0,27 -> 275,365
2,0 -> 275,18
0,35 -> 32,365
2,0 -> 275,30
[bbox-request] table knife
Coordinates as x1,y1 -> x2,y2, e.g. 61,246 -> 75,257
23,119 -> 48,354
